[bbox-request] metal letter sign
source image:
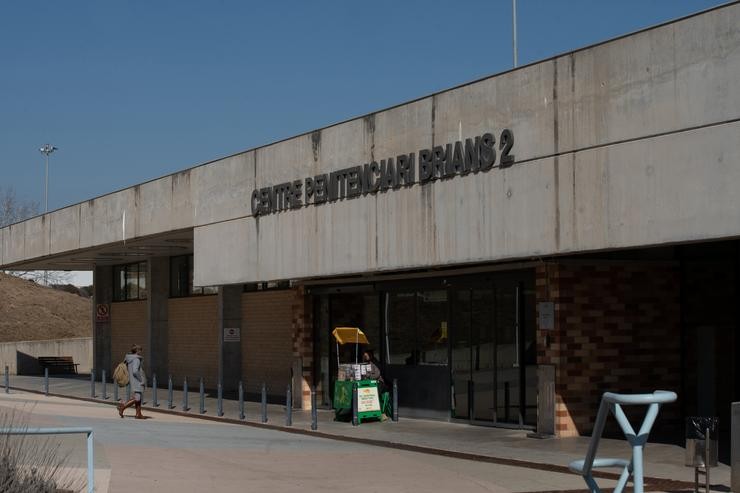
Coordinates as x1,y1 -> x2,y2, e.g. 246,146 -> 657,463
250,129 -> 516,216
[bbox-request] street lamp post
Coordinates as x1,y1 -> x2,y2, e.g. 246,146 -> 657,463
39,144 -> 58,286
39,144 -> 58,214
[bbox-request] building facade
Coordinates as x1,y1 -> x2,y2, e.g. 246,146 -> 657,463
2,3 -> 739,443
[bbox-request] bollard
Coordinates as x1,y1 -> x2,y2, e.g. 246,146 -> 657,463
44,367 -> 49,396
261,382 -> 267,423
102,370 -> 107,400
90,370 -> 96,398
199,378 -> 205,414
238,381 -> 245,420
352,382 -> 359,427
217,383 -> 223,417
183,377 -> 189,411
392,379 -> 399,422
151,374 -> 158,407
468,379 -> 475,421
504,381 -> 510,422
286,385 -> 292,426
113,380 -> 119,402
168,375 -> 174,409
126,381 -> 131,402
311,386 -> 318,431
4,365 -> 8,394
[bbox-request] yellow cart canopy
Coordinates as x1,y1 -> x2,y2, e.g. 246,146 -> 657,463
332,327 -> 369,345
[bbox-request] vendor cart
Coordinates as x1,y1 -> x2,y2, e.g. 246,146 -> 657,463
331,327 -> 384,424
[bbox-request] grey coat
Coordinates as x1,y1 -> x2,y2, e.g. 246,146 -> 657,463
125,353 -> 145,393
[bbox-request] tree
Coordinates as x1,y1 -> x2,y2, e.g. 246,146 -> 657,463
0,186 -> 70,285
0,186 -> 39,227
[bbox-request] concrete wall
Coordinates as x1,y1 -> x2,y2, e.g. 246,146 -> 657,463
0,337 -> 92,375
2,4 -> 740,287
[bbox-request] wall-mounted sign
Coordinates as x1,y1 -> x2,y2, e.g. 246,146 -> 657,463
223,327 -> 240,343
250,129 -> 516,216
538,301 -> 555,331
96,304 -> 110,322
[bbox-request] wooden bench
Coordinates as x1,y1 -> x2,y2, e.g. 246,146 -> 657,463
568,390 -> 677,493
38,356 -> 79,375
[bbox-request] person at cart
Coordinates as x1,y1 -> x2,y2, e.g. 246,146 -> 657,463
362,349 -> 391,418
362,349 -> 385,389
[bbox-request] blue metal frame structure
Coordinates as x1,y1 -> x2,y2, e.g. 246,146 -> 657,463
568,391 -> 677,493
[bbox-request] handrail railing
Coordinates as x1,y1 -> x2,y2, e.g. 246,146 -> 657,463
0,426 -> 94,493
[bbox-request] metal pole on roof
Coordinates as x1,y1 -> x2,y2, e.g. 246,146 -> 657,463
512,0 -> 518,68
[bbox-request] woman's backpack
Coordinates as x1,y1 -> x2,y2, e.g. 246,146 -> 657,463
113,361 -> 129,387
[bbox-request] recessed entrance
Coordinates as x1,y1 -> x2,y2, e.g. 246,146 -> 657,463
311,269 -> 537,428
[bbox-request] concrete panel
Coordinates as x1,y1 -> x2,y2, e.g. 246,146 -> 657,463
434,61 -> 555,161
193,154 -> 253,227
6,222 -> 24,266
170,169 -> 194,230
91,188 -> 136,246
193,218 -> 256,287
135,177 -> 173,237
315,196 -> 375,276
49,205 -> 81,255
375,184 -> 436,270
254,137 -> 312,196
0,227 -> 5,265
441,157 -> 558,263
79,201 -> 94,249
566,4 -> 740,152
589,120 -> 740,250
23,215 -> 49,260
252,205 -> 317,281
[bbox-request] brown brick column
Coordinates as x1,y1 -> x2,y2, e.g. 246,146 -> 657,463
537,261 -> 682,437
291,286 -> 313,410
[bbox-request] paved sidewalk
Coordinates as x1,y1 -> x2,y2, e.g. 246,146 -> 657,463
6,374 -> 732,491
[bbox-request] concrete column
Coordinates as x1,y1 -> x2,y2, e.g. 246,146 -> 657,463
218,284 -> 242,391
147,257 -> 169,380
93,265 -> 113,375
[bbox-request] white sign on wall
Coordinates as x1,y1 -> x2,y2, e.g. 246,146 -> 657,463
538,302 -> 555,331
224,327 -> 241,342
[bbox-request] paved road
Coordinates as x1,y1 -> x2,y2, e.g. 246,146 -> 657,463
0,391 -> 607,493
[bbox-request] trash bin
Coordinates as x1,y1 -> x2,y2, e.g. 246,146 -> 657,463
685,416 -> 719,468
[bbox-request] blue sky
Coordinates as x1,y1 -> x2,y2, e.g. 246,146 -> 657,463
0,0 -> 726,213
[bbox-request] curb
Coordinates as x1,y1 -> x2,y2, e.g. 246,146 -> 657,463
5,385 -> 696,490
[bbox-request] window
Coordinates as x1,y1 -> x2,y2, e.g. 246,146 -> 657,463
170,254 -> 218,297
113,262 -> 147,301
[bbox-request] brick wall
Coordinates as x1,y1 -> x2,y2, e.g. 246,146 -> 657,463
110,301 -> 147,370
168,296 -> 219,388
537,262 -> 682,437
291,286 -> 313,409
242,290 -> 294,398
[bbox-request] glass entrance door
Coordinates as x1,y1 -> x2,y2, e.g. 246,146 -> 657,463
450,272 -> 536,427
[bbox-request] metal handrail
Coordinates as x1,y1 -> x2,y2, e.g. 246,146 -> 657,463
0,427 -> 94,493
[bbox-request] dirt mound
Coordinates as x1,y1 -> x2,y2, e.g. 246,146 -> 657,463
0,272 -> 91,342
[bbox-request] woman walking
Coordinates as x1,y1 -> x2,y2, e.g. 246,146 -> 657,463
118,344 -> 146,419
